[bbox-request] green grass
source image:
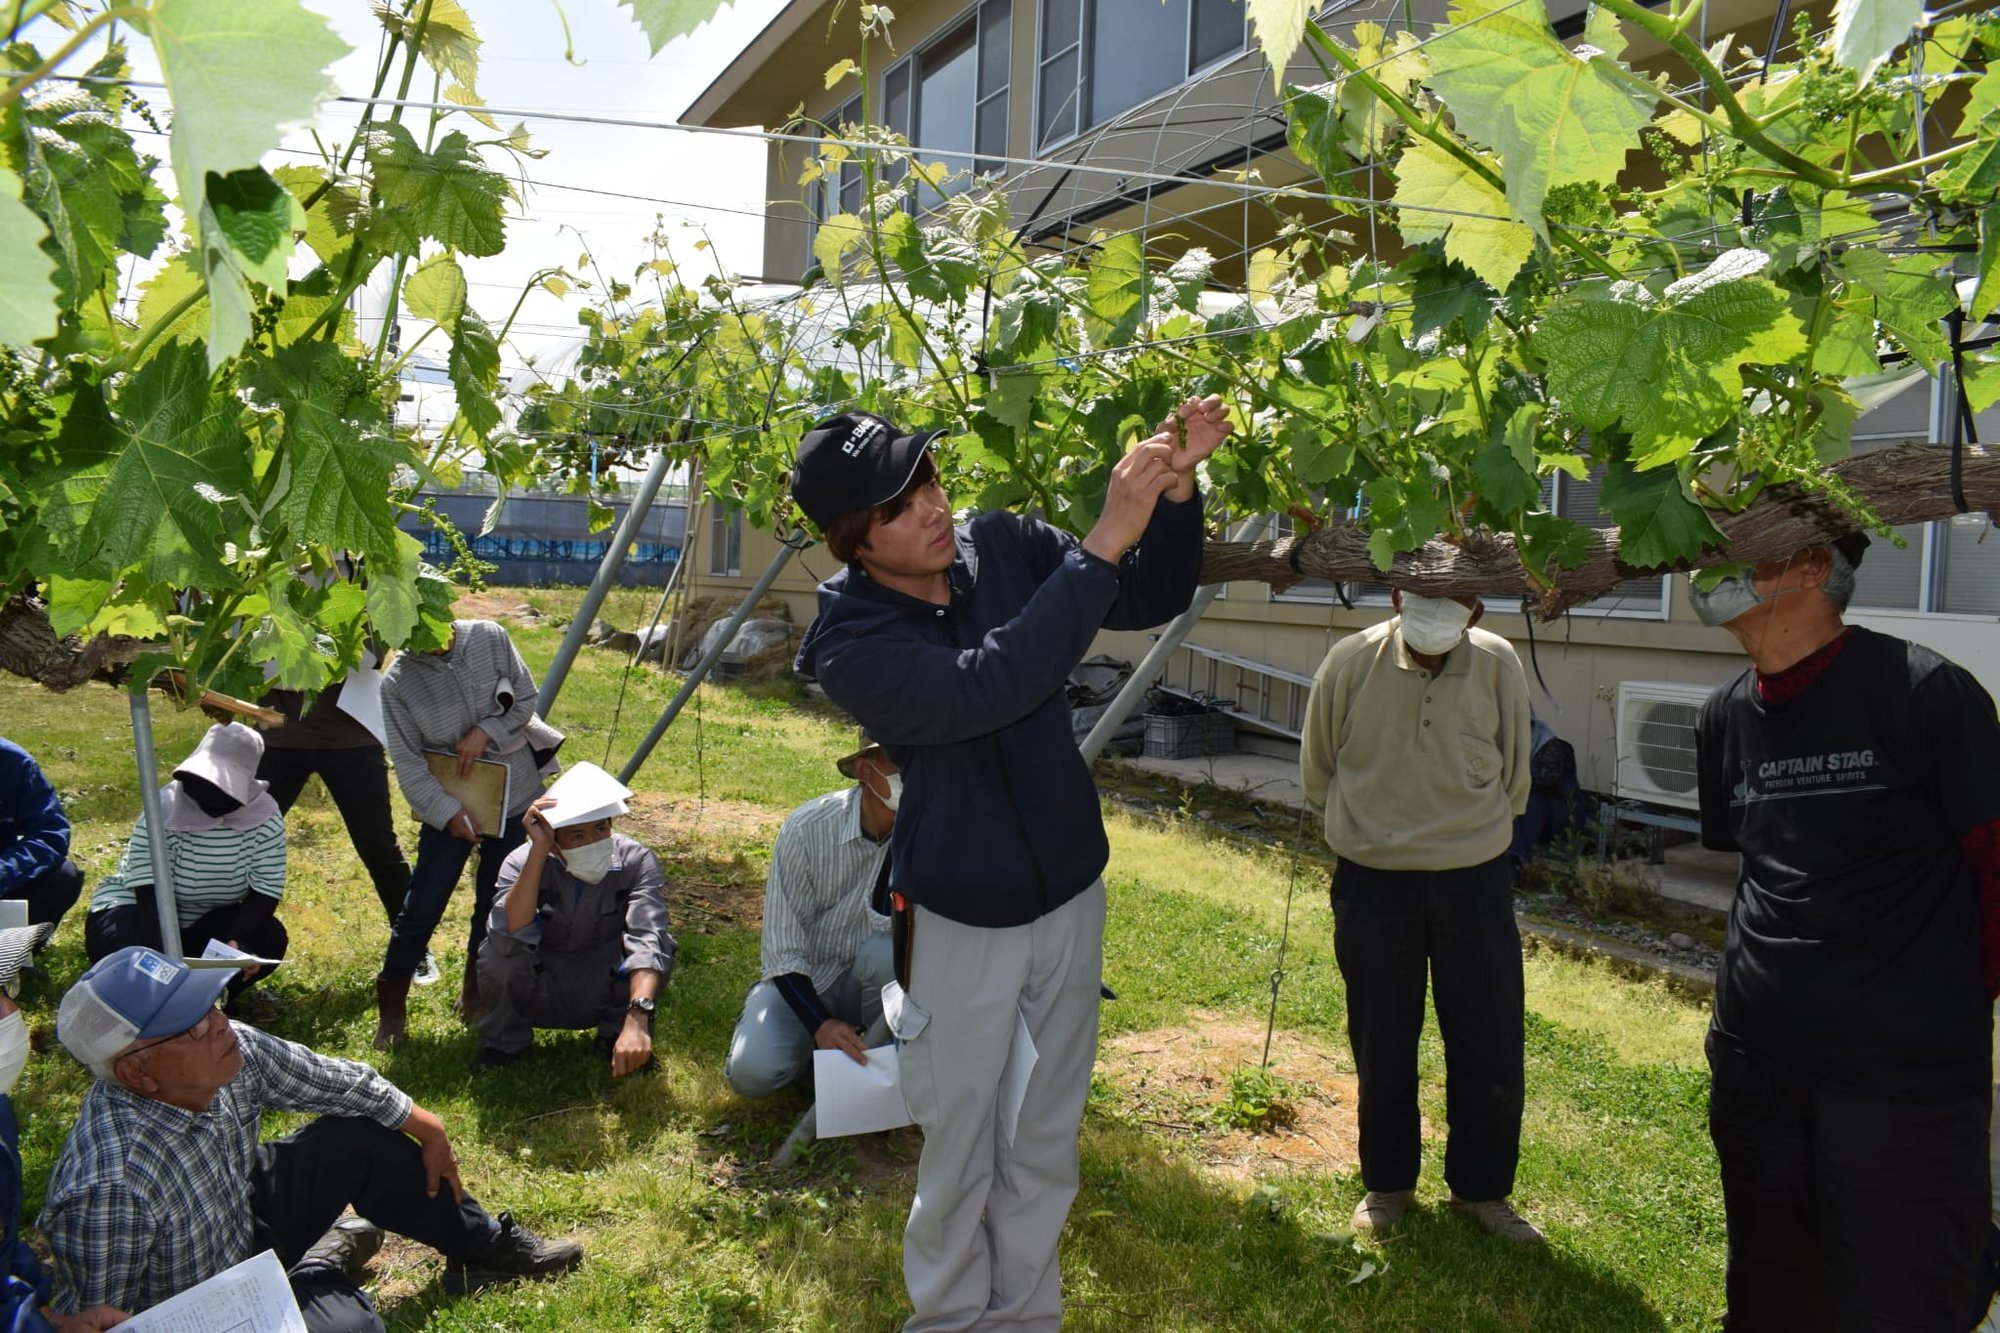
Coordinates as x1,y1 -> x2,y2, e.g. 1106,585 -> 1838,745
2,594 -> 1726,1330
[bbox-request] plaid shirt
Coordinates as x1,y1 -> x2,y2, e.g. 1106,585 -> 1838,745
40,1024 -> 413,1315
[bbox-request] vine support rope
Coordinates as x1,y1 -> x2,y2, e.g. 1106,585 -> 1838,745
617,531 -> 807,785
537,444 -> 677,722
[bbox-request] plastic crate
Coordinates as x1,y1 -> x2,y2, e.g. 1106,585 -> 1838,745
1142,710 -> 1236,759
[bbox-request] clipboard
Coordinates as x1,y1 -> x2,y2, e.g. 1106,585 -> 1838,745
424,751 -> 511,836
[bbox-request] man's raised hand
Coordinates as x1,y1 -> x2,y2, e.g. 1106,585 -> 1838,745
1155,394 -> 1230,498
1081,439 -> 1181,566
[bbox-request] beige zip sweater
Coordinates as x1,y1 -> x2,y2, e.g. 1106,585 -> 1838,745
1300,618 -> 1532,872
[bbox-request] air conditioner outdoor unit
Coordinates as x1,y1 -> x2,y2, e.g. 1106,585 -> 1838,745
1613,681 -> 1713,812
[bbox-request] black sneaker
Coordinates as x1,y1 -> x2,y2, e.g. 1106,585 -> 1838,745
442,1212 -> 583,1295
294,1216 -> 384,1281
468,1046 -> 524,1074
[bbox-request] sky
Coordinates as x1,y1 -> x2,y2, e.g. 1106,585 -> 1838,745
103,0 -> 793,384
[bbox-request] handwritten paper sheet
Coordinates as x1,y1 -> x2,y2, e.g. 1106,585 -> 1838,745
120,1250 -> 305,1333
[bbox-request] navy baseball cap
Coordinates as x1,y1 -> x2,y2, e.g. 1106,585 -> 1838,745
791,412 -> 947,531
58,947 -> 233,1077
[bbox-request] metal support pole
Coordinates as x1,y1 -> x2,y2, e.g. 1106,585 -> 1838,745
129,689 -> 185,961
617,529 -> 805,784
1078,514 -> 1272,763
538,447 -> 677,720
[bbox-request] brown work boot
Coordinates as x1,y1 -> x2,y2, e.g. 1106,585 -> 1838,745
373,973 -> 411,1051
1351,1188 -> 1417,1232
1448,1194 -> 1546,1245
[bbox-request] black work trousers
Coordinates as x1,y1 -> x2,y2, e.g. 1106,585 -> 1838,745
1708,1037 -> 1989,1331
1330,853 -> 1524,1202
250,1115 -> 501,1333
84,900 -> 288,999
258,746 -> 411,925
2,857 -> 82,928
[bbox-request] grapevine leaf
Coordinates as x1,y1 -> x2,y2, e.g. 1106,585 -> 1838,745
1838,249 -> 1956,374
412,0 -> 482,95
879,211 -> 945,304
133,252 -> 209,349
1340,22 -> 1429,158
365,124 -> 512,258
1975,205 -> 2000,325
246,343 -> 409,555
1409,254 -> 1493,340
983,371 -> 1041,434
1363,473 -> 1447,570
367,531 -> 427,646
194,167 -> 303,368
1937,68 -> 2000,203
1087,231 -> 1146,347
812,212 -> 866,286
616,0 -> 738,55
147,0 -> 348,194
1247,0 -> 1312,92
1166,249 -> 1213,311
44,576 -> 114,638
1392,137 -> 1534,293
1964,349 -> 2000,414
992,283 -> 1064,358
11,83 -> 167,306
1830,0 -> 1920,82
1472,438 -> 1541,515
1282,417 -> 1354,486
1598,459 -> 1724,568
1518,511 -> 1593,573
0,166 -> 59,346
1283,85 -> 1348,192
404,252 -> 469,330
246,581 -> 330,691
1536,249 -> 1807,468
74,340 -> 252,584
448,310 -> 503,438
1425,0 -> 1656,237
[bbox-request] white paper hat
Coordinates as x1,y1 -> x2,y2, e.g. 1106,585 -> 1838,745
540,761 -> 631,828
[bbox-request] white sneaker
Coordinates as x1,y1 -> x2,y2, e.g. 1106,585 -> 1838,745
412,951 -> 441,986
1449,1194 -> 1546,1245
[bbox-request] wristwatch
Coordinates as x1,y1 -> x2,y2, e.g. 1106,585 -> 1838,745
628,995 -> 657,1020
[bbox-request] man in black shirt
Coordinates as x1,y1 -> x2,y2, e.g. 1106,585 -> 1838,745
1690,534 -> 2000,1329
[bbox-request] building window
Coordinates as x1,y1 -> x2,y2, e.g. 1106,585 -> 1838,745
1037,0 -> 1245,145
1846,516 -> 2000,615
1551,469 -> 1670,618
882,0 -> 1012,211
811,94 -> 864,224
708,507 -> 743,578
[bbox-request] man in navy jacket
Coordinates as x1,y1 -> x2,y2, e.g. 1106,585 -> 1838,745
793,397 -> 1228,1331
0,738 -> 83,930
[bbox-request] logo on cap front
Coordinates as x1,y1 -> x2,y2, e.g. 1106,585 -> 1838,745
134,953 -> 181,986
842,419 -> 885,457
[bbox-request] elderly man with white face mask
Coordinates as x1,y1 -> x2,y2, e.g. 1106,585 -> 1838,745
1300,588 -> 1537,1245
1689,534 -> 2000,1328
471,764 -> 673,1077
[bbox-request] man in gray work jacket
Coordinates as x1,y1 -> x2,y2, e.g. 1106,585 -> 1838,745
472,798 -> 674,1077
792,396 -> 1228,1332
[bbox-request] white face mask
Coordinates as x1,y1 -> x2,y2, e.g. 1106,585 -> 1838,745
868,771 -> 903,812
559,837 -> 617,885
1399,595 -> 1474,655
0,1010 -> 29,1096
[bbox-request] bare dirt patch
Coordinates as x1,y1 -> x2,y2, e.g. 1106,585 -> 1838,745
621,790 -> 782,930
1098,1011 -> 1372,1181
451,590 -> 545,625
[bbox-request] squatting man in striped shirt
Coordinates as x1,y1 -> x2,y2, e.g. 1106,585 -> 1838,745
724,737 -> 898,1097
41,946 -> 582,1330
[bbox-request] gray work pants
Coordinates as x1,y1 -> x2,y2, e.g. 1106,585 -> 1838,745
725,932 -> 895,1098
475,944 -> 629,1055
893,880 -> 1106,1333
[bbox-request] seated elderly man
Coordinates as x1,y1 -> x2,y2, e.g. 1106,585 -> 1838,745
725,738 -> 896,1099
472,764 -> 673,1076
42,947 -> 583,1330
